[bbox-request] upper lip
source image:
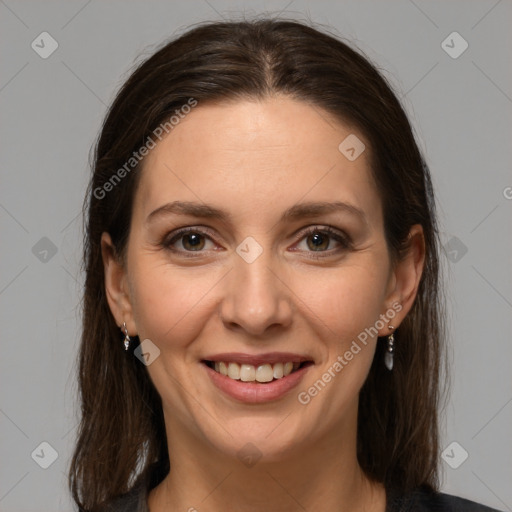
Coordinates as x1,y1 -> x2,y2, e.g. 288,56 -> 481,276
202,352 -> 314,367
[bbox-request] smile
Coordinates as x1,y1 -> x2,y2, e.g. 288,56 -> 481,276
201,353 -> 314,403
204,360 -> 312,383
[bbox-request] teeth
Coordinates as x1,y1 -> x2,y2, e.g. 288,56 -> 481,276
273,362 -> 284,379
256,364 -> 274,382
227,362 -> 241,380
284,362 -> 294,376
210,361 -> 304,382
240,364 -> 256,382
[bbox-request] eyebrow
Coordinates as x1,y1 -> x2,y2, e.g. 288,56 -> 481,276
146,200 -> 367,226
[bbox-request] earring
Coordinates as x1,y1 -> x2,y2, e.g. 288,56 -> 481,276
384,326 -> 395,371
122,322 -> 131,351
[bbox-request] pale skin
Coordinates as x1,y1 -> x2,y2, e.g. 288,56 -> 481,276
102,96 -> 425,512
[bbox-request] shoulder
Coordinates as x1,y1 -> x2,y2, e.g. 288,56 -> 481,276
100,485 -> 146,512
98,461 -> 167,512
388,485 -> 505,512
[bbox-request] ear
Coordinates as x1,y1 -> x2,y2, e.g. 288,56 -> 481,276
101,232 -> 137,335
378,224 -> 426,335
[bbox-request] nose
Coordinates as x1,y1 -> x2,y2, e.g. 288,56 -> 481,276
219,249 -> 293,337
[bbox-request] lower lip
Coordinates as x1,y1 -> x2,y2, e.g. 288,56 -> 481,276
202,362 -> 312,403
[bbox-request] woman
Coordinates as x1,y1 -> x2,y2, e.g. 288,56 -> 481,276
69,19 -> 503,512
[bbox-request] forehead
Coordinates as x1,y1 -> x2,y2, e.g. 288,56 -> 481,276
134,97 -> 380,225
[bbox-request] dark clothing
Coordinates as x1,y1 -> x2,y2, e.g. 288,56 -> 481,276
105,472 -> 504,512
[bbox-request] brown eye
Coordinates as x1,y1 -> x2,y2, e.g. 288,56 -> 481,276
180,232 -> 205,251
294,226 -> 352,258
306,231 -> 330,251
163,227 -> 217,254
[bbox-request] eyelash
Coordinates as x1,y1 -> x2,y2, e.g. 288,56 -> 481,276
162,225 -> 352,260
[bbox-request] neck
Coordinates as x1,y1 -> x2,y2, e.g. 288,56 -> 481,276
148,408 -> 386,512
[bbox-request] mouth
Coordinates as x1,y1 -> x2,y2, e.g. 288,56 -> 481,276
201,352 -> 315,402
202,360 -> 314,384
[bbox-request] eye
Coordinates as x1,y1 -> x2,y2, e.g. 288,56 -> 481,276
162,225 -> 352,259
163,227 -> 217,255
293,226 -> 352,257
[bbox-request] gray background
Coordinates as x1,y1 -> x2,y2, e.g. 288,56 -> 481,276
1,0 -> 511,510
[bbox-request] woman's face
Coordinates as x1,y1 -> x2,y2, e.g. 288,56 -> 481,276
103,96 -> 421,463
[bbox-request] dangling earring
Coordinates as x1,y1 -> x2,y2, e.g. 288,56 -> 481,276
384,326 -> 395,371
122,322 -> 131,351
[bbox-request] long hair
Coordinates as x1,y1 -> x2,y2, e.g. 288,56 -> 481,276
69,18 -> 447,510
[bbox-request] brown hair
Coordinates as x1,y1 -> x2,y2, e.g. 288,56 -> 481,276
69,18 -> 447,510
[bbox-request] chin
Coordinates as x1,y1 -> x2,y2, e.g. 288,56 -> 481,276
199,415 -> 313,465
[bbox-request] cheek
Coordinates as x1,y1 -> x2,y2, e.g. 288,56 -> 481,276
290,266 -> 388,433
295,261 -> 389,341
128,258 -> 218,349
